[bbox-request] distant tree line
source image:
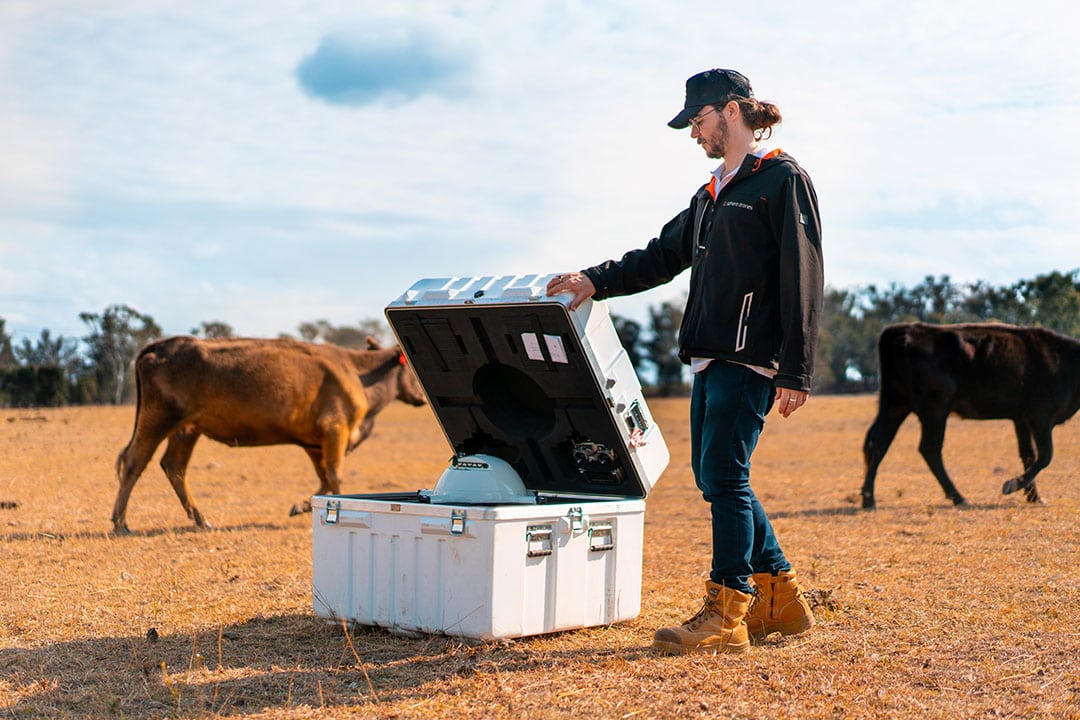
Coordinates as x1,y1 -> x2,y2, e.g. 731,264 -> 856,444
612,269 -> 1080,397
1,269 -> 1076,407
0,309 -> 393,408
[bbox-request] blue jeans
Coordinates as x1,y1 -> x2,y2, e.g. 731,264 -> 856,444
690,361 -> 790,594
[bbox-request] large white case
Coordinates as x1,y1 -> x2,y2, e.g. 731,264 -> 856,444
311,273 -> 669,639
310,491 -> 645,640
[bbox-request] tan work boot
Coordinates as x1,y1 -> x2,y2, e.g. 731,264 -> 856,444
746,569 -> 815,642
651,582 -> 751,655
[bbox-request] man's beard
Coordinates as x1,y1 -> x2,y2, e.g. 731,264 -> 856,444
704,114 -> 729,159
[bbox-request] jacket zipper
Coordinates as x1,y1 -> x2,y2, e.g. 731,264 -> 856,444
736,292 -> 753,351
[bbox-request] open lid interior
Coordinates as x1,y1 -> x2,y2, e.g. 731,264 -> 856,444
386,299 -> 650,499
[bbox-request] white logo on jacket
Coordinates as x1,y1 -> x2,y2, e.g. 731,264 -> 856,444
722,201 -> 755,211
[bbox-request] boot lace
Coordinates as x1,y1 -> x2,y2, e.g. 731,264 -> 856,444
747,589 -> 763,617
683,596 -> 720,631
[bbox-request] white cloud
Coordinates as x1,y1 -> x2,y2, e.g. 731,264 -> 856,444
1,0 -> 1078,345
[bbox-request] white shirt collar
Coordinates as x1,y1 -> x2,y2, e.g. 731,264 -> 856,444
712,144 -> 772,182
711,144 -> 774,191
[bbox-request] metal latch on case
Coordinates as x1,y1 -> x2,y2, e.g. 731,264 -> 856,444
451,508 -> 466,535
324,499 -> 340,525
568,506 -> 584,533
625,400 -> 649,448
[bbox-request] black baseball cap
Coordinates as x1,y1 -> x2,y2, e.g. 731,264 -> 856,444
668,68 -> 754,129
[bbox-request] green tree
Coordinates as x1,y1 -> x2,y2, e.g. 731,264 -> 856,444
0,366 -> 66,408
80,305 -> 162,405
646,300 -> 687,397
814,287 -> 881,393
323,326 -> 374,349
913,275 -> 964,323
1012,269 -> 1080,336
296,321 -> 320,342
9,329 -> 83,406
957,280 -> 1029,324
296,318 -> 392,348
859,275 -> 963,325
191,320 -> 235,338
0,318 -> 15,370
356,318 -> 393,347
611,313 -> 645,375
13,329 -> 79,368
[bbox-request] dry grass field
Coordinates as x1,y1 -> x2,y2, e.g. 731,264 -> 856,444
1,395 -> 1078,719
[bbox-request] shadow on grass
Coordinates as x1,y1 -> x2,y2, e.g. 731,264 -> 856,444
0,522 -> 296,543
1,613 -> 644,718
768,506 -> 864,520
769,496 -> 1046,520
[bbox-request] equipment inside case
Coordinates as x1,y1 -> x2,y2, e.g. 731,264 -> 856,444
384,275 -> 665,503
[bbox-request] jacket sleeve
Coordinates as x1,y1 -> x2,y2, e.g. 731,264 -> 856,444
773,171 -> 824,392
581,203 -> 697,301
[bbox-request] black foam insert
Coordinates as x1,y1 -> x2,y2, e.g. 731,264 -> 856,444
386,301 -> 646,498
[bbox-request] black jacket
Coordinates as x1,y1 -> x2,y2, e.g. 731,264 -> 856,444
583,149 -> 823,392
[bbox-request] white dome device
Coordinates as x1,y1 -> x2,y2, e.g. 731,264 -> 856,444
427,454 -> 536,505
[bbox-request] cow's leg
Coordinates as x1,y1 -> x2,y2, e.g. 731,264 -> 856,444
290,448 -> 330,516
1003,421 -> 1051,503
861,405 -> 910,509
112,413 -> 175,535
159,429 -> 210,529
916,413 -> 969,507
1007,420 -> 1043,503
290,412 -> 361,516
319,427 -> 350,495
290,416 -> 375,517
1013,420 -> 1036,471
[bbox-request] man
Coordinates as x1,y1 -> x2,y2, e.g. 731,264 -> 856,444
547,68 -> 823,655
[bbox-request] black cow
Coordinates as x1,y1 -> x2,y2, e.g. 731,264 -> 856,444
861,322 -> 1080,509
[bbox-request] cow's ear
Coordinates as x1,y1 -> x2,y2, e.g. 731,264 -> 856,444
365,335 -> 382,350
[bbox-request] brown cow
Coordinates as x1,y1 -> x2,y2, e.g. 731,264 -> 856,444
112,335 -> 427,534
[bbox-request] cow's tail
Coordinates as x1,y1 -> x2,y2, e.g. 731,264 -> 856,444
116,343 -> 152,480
874,324 -> 912,408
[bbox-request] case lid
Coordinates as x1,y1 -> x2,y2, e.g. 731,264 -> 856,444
385,274 -> 668,499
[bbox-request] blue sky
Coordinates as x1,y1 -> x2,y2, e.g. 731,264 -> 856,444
2,1 -> 1077,343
